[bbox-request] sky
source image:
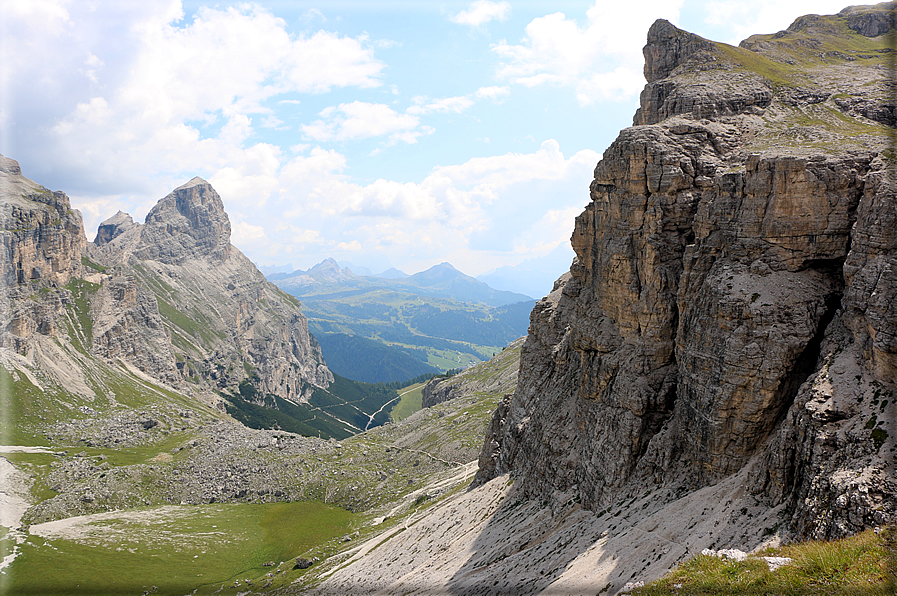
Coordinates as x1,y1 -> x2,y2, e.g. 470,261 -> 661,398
1,0 -> 853,294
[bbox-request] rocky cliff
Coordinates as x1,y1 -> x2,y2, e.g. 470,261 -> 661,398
1,156 -> 331,411
0,155 -> 112,398
0,156 -> 85,290
89,177 -> 333,403
477,3 -> 896,542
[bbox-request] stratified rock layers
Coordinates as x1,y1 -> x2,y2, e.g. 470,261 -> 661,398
0,155 -> 85,290
91,177 -> 333,402
477,10 -> 895,541
2,157 -> 331,405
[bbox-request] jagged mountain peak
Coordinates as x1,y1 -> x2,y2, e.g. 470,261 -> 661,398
174,176 -> 210,191
0,153 -> 22,175
94,210 -> 137,246
137,178 -> 231,263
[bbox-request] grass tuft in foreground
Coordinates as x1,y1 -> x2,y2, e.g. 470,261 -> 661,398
634,527 -> 896,595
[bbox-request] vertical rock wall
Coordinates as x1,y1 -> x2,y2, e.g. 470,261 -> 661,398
477,11 -> 896,540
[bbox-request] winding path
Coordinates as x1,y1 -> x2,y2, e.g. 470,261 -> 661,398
364,385 -> 420,431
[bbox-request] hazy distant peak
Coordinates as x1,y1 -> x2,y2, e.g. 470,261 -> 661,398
310,257 -> 342,272
373,267 -> 408,279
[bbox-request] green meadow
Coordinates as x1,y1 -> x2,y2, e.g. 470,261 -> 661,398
389,382 -> 426,422
3,502 -> 356,595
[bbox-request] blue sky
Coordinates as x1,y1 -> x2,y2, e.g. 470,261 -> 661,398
1,0 -> 851,294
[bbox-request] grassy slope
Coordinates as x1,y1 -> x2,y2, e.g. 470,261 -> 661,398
294,284 -> 526,376
3,502 -> 356,596
113,263 -> 408,438
634,528 -> 896,596
314,333 -> 439,383
710,12 -> 893,154
390,382 -> 425,422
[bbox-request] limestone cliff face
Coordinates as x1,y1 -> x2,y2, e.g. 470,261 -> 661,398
1,155 -> 85,356
91,179 -> 332,403
1,155 -> 181,396
477,5 -> 895,541
135,177 -> 231,264
1,158 -> 330,407
0,155 -> 85,290
89,274 -> 181,386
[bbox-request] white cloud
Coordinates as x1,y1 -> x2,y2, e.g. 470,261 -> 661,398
208,143 -> 281,207
281,31 -> 383,94
237,140 -> 601,274
702,0 -> 855,45
300,8 -> 327,24
334,240 -> 363,251
493,0 -> 683,105
3,1 -> 384,195
433,139 -> 595,188
450,1 -> 511,27
302,101 -> 427,144
277,226 -> 321,246
231,221 -> 269,246
406,95 -> 476,115
575,67 -> 648,104
123,6 -> 382,122
512,206 -> 583,256
475,86 -> 510,101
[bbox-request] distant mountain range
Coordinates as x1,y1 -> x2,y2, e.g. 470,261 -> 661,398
271,258 -> 533,306
268,258 -> 536,383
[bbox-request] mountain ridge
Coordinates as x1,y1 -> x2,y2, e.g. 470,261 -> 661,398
88,176 -> 333,405
273,257 -> 534,305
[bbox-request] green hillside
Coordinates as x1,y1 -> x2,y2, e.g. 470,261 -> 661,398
295,289 -> 532,382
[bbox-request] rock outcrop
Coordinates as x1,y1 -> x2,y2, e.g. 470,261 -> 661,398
477,4 -> 896,543
1,157 -> 331,408
1,155 -> 84,355
134,177 -> 232,264
0,155 -> 85,290
89,274 -> 181,386
634,21 -> 772,126
90,177 -> 332,402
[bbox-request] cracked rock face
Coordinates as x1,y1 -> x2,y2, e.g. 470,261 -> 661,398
477,7 -> 896,541
89,274 -> 181,386
1,155 -> 90,363
91,177 -> 333,402
0,155 -> 86,290
1,161 -> 331,405
136,178 -> 232,264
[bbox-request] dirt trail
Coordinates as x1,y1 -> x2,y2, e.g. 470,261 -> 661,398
364,385 -> 419,431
